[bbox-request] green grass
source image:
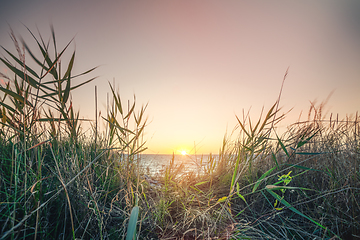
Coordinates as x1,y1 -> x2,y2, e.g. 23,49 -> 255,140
0,27 -> 359,239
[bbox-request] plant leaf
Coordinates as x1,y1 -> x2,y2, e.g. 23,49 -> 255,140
0,86 -> 33,107
236,183 -> 247,204
236,115 -> 251,139
126,206 -> 139,240
71,66 -> 98,79
259,102 -> 277,131
266,185 -> 313,191
195,181 -> 208,186
230,150 -> 241,193
271,152 -> 280,170
102,116 -> 135,135
0,58 -> 39,89
63,51 -> 75,79
1,46 -> 39,78
190,186 -> 204,194
69,77 -> 97,91
297,130 -> 319,148
0,102 -> 17,113
62,75 -> 71,104
252,166 -> 276,193
217,196 -> 228,203
266,187 -> 327,230
276,134 -> 289,157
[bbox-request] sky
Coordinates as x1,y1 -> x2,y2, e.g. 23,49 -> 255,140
1,0 -> 360,154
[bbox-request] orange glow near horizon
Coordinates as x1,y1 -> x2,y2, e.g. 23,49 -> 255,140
174,146 -> 191,156
1,2 -> 360,156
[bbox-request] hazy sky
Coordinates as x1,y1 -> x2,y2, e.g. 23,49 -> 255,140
1,1 -> 360,154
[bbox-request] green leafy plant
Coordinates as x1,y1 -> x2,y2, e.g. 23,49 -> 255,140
0,26 -> 97,240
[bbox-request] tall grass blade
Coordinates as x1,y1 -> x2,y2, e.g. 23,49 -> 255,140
63,51 -> 75,80
252,166 -> 276,193
259,103 -> 277,131
62,72 -> 71,104
236,115 -> 251,139
0,46 -> 39,78
236,183 -> 247,204
126,206 -> 139,240
0,58 -> 39,90
271,152 -> 280,170
276,134 -> 289,157
265,186 -> 327,231
0,102 -> 17,113
109,82 -> 122,114
230,151 -> 241,193
0,86 -> 33,107
297,130 -> 319,148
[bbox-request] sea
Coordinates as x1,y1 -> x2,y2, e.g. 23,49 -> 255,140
135,154 -> 219,176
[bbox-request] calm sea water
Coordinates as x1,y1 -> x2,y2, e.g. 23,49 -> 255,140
136,154 -> 219,175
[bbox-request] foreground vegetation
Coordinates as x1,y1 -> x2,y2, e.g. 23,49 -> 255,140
0,28 -> 359,240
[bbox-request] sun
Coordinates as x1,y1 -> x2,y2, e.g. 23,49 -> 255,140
180,150 -> 187,155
